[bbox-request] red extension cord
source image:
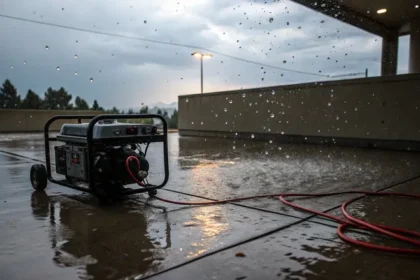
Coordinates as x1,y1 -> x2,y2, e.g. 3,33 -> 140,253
125,156 -> 420,255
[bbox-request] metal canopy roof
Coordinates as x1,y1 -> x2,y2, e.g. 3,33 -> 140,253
292,0 -> 420,37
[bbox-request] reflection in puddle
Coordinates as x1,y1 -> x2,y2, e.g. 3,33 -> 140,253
29,191 -> 168,280
186,206 -> 229,259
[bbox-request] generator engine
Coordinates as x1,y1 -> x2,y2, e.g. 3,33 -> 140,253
54,120 -> 158,192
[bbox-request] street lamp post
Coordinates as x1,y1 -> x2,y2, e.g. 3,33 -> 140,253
191,52 -> 212,93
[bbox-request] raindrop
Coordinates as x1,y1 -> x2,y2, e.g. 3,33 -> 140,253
74,72 -> 78,76
281,131 -> 285,135
10,65 -> 13,69
251,134 -> 255,139
286,155 -> 290,159
269,140 -> 273,144
269,18 -> 274,23
74,54 -> 78,59
45,45 -> 49,50
224,108 -> 227,112
201,122 -> 203,125
320,20 -> 325,23
23,61 -> 27,64
233,146 -> 236,150
242,93 -> 246,98
354,107 -> 358,111
283,60 -> 287,64
56,66 -> 60,71
89,78 -> 94,83
336,116 -> 340,120
265,151 -> 269,155
186,98 -> 189,103
215,114 -> 218,117
278,147 -> 282,151
229,100 -> 233,104
328,102 -> 331,106
270,114 -> 275,118
271,90 -> 275,95
144,20 -> 147,24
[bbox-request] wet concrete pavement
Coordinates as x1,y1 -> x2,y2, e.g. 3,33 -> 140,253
0,133 -> 419,280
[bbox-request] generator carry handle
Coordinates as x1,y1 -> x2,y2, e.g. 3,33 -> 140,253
42,114 -> 169,196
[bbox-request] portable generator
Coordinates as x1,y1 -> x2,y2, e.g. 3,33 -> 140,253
29,114 -> 169,198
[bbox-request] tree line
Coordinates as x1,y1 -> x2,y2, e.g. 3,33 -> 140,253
0,79 -> 104,111
0,79 -> 178,129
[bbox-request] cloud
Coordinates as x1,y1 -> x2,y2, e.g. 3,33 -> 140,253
0,0 -> 401,109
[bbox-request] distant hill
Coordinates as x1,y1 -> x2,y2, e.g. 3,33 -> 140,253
148,102 -> 178,116
121,102 -> 178,116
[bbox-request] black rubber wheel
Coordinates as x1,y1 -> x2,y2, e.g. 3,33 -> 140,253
30,164 -> 48,191
148,189 -> 157,197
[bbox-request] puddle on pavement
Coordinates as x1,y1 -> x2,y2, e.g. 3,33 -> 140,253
1,133 -> 420,279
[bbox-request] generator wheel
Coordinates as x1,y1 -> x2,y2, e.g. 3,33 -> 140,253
30,164 -> 48,191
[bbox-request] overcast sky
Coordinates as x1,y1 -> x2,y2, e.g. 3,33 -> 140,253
0,0 -> 410,110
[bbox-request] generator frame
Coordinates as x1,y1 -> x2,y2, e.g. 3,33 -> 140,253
42,114 -> 169,196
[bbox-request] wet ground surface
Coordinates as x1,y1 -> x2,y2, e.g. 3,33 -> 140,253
0,133 -> 419,280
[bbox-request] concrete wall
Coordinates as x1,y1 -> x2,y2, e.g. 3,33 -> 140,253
179,74 -> 420,151
0,109 -> 103,133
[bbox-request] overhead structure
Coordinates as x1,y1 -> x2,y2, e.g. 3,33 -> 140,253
291,0 -> 420,75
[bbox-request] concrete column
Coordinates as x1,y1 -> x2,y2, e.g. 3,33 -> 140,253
381,32 -> 399,76
409,18 -> 420,74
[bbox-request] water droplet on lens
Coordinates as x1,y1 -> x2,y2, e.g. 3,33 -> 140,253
242,93 -> 246,97
144,20 -> 147,24
191,122 -> 194,124
270,114 -> 275,118
233,146 -> 236,150
229,100 -> 233,104
224,108 -> 227,112
186,98 -> 189,102
89,78 -> 94,82
56,66 -> 60,71
328,102 -> 331,106
251,134 -> 255,139
269,140 -> 273,143
10,65 -> 13,69
354,107 -> 358,111
201,122 -> 203,125
74,54 -> 78,58
265,151 -> 269,155
286,155 -> 290,159
281,131 -> 285,135
45,45 -> 49,50
74,72 -> 78,75
23,61 -> 27,64
271,90 -> 275,95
